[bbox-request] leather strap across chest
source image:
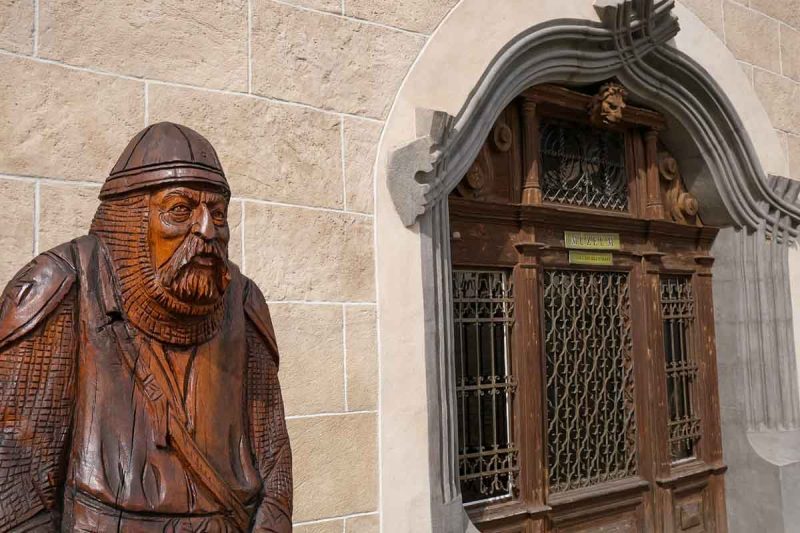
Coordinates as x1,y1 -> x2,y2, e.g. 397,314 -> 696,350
107,318 -> 251,531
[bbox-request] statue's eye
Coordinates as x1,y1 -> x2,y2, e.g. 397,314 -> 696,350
169,204 -> 192,221
211,209 -> 226,225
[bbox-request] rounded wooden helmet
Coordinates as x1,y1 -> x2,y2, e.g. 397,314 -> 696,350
99,122 -> 230,199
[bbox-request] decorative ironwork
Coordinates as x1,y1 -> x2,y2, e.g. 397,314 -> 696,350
540,121 -> 628,211
660,276 -> 702,461
452,270 -> 518,503
543,270 -> 637,493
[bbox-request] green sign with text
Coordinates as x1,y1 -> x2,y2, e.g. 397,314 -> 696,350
568,251 -> 614,266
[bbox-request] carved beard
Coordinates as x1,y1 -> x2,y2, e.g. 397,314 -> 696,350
156,234 -> 231,307
91,194 -> 228,345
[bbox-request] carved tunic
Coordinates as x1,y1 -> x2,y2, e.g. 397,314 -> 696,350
0,236 -> 292,532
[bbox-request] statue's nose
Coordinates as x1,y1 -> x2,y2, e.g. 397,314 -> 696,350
193,205 -> 216,241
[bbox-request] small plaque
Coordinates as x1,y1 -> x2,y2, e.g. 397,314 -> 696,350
569,250 -> 613,266
564,231 -> 620,250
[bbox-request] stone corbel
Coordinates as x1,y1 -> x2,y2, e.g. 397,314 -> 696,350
386,109 -> 454,227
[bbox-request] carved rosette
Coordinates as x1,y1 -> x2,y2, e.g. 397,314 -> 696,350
456,145 -> 494,199
493,122 -> 513,152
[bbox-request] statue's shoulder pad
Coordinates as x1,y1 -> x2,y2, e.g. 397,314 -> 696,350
0,242 -> 78,348
242,276 -> 279,367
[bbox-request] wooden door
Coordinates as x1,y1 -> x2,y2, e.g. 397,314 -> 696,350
449,83 -> 727,533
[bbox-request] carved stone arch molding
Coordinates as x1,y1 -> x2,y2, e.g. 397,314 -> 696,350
375,1 -> 800,531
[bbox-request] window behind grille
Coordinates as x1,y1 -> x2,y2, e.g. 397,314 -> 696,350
452,270 -> 518,504
660,276 -> 702,461
539,121 -> 628,211
543,270 -> 637,493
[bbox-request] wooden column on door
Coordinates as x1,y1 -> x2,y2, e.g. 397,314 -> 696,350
645,129 -> 664,219
521,99 -> 542,205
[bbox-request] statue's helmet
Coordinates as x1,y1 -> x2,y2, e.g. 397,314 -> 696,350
99,122 -> 230,199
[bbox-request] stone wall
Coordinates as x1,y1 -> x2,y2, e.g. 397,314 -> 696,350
681,0 -> 800,179
1,0 -> 799,531
0,1 -> 445,530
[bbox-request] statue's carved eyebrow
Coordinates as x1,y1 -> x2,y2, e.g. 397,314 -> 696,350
201,191 -> 228,205
161,188 -> 201,203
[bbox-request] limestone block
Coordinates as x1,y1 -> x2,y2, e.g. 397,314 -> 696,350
782,24 -> 800,82
271,303 -> 344,416
346,305 -> 377,411
345,0 -> 456,34
788,134 -> 800,179
678,0 -> 724,40
0,56 -> 143,182
294,522 -> 343,533
38,184 -> 99,252
149,85 -> 342,208
243,203 -> 374,302
0,179 -> 33,286
344,118 -> 382,213
739,61 -> 754,87
754,69 -> 800,135
346,514 -> 379,532
0,0 -> 33,53
751,0 -> 800,30
288,413 -> 378,521
38,0 -> 247,90
227,199 -> 243,268
251,2 -> 424,118
723,1 -> 780,72
279,0 -> 340,14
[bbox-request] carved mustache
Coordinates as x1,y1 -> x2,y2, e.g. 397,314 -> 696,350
158,235 -> 228,288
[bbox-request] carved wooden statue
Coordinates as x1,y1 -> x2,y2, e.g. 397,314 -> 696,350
0,123 -> 292,532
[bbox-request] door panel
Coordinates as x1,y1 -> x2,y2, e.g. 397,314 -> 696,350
556,511 -> 640,533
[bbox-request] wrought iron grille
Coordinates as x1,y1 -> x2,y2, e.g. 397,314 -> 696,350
543,270 -> 637,493
540,121 -> 628,211
452,270 -> 518,503
660,276 -> 702,461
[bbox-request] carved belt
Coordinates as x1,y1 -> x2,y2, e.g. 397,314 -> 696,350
64,490 -> 236,532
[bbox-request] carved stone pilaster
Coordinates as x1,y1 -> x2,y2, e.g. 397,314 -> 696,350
714,228 -> 800,431
712,226 -> 800,532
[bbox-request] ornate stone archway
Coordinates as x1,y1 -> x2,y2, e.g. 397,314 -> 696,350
375,1 -> 800,530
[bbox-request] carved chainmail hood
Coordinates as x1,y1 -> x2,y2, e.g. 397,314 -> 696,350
89,193 -> 225,346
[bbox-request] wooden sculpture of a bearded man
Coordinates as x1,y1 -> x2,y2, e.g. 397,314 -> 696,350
0,123 -> 292,532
